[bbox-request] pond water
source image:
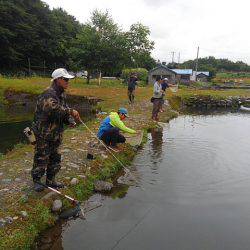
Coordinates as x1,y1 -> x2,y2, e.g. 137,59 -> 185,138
0,105 -> 34,154
0,105 -> 93,154
38,112 -> 250,250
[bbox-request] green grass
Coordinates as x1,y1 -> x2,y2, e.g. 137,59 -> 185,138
214,72 -> 250,84
0,202 -> 55,250
216,72 -> 250,79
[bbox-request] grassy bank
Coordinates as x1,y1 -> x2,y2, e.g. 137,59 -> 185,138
167,88 -> 250,110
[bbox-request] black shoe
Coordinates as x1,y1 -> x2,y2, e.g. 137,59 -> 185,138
46,178 -> 64,189
33,180 -> 45,192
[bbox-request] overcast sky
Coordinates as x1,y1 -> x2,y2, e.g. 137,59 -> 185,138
44,0 -> 249,64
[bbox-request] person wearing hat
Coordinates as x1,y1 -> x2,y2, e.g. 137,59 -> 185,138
160,78 -> 175,112
31,68 -> 80,192
97,107 -> 136,148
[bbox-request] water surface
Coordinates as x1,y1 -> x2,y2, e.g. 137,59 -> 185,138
39,113 -> 250,250
0,105 -> 93,154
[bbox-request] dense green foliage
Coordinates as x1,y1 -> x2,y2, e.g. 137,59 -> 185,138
180,56 -> 250,76
69,10 -> 155,79
121,68 -> 148,82
0,0 -> 81,75
0,2 -> 156,76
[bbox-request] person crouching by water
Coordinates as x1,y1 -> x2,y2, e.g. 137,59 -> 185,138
31,68 -> 80,192
152,76 -> 164,121
97,107 -> 136,149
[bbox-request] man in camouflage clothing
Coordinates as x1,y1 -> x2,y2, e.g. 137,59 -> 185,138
31,68 -> 80,192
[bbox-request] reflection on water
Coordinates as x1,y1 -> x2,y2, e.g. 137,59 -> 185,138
149,128 -> 163,160
38,112 -> 250,250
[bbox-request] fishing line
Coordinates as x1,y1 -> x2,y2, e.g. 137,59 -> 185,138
110,205 -> 154,250
79,118 -> 132,174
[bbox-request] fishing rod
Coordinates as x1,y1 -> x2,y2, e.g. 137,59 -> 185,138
35,181 -> 84,219
79,118 -> 131,173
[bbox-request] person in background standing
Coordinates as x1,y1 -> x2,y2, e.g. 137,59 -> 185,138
127,73 -> 138,104
152,76 -> 163,121
160,78 -> 175,112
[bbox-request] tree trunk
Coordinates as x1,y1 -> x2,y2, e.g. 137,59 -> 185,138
98,71 -> 102,86
87,72 -> 90,84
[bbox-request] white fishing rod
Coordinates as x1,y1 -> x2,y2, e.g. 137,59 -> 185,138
79,118 -> 130,173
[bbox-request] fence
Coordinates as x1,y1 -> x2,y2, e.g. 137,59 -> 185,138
27,58 -> 66,77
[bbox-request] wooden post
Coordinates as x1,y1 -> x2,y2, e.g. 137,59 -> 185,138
98,71 -> 101,86
28,58 -> 31,76
43,60 -> 46,76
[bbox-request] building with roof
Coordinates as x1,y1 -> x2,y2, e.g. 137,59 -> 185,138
148,65 -> 177,84
172,69 -> 193,84
148,65 -> 209,84
190,71 -> 210,82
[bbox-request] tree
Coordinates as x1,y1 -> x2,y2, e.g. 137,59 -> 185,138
70,10 -> 128,82
0,0 -> 81,74
180,56 -> 250,73
124,23 -> 155,69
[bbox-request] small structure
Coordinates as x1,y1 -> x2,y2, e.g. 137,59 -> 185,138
148,65 -> 177,83
172,69 -> 193,84
191,71 -> 210,82
196,72 -> 210,82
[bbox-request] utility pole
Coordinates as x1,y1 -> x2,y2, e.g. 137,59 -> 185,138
178,52 -> 180,64
195,46 -> 199,81
171,52 -> 175,63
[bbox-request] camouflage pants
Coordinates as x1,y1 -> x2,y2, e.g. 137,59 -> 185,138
31,137 -> 62,180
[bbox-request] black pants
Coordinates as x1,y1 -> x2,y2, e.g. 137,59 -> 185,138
128,88 -> 135,103
100,127 -> 126,146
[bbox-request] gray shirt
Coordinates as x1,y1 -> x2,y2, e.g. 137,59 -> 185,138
153,81 -> 163,98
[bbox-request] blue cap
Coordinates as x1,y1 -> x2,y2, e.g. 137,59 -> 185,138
118,107 -> 129,117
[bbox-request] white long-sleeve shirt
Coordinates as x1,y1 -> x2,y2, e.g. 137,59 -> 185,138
153,81 -> 163,98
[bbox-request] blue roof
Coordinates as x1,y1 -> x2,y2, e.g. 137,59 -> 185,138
172,69 -> 193,75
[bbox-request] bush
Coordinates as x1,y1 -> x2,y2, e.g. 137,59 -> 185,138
121,68 -> 148,83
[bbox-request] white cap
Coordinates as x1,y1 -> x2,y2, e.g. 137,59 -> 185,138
163,78 -> 168,81
51,68 -> 75,80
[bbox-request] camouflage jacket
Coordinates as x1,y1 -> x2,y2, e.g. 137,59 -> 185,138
32,82 -> 73,141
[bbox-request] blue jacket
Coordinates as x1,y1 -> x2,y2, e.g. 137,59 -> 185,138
97,112 -> 136,138
97,116 -> 113,138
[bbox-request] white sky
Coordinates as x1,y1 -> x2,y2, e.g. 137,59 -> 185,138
44,0 -> 250,64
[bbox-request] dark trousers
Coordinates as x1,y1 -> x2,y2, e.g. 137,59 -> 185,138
31,138 -> 61,180
152,98 -> 162,119
128,89 -> 135,103
100,127 -> 126,146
